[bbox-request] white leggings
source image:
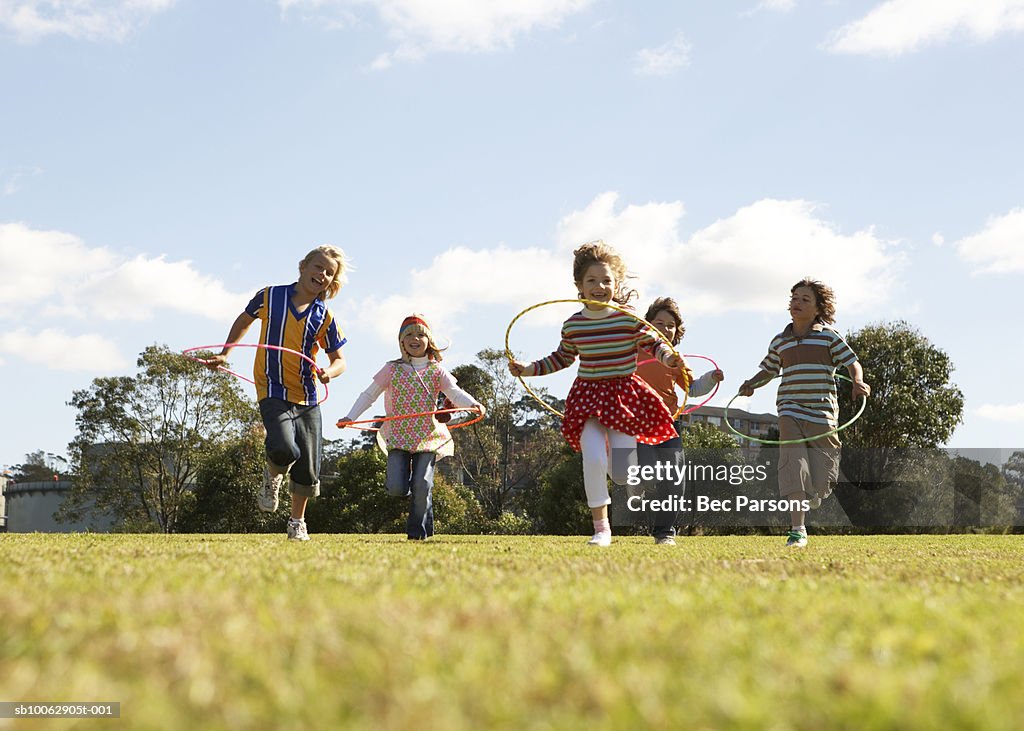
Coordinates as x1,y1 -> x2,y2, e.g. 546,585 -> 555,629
580,418 -> 637,508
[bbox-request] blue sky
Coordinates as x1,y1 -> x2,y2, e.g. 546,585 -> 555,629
2,0 -> 1023,471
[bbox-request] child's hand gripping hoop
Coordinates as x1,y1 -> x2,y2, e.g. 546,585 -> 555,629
635,352 -> 722,419
336,405 -> 485,432
182,344 -> 330,405
723,373 -> 867,446
504,298 -> 685,418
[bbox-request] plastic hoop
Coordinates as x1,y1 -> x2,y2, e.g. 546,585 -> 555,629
677,354 -> 721,417
639,353 -> 723,418
504,298 -> 683,418
182,343 -> 329,405
724,373 -> 866,446
336,405 -> 484,432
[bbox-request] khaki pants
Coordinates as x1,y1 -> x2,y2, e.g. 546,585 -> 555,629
777,416 -> 840,499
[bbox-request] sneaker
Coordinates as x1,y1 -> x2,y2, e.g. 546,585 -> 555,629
287,519 -> 310,542
785,529 -> 807,548
807,496 -> 822,509
655,536 -> 676,546
259,467 -> 284,512
587,531 -> 612,547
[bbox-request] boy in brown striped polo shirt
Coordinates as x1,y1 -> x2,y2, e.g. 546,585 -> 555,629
739,278 -> 871,548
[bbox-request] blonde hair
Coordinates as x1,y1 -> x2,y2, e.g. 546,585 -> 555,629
398,314 -> 445,363
299,245 -> 350,300
572,240 -> 637,305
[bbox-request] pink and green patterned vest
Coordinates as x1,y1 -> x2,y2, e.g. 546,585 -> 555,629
379,361 -> 454,458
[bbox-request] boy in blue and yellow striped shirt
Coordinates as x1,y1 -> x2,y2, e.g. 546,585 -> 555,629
207,245 -> 349,541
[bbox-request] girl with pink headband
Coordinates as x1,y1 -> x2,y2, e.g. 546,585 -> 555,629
341,314 -> 484,540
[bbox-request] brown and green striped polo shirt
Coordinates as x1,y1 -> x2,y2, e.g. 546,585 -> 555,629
757,322 -> 858,427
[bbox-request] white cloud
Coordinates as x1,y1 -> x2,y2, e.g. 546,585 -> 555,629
2,166 -> 42,196
634,32 -> 692,76
954,207 -> 1024,274
353,192 -> 903,346
977,403 -> 1024,422
0,222 -> 248,321
279,0 -> 592,66
825,0 -> 1024,56
0,327 -> 127,371
673,198 -> 903,317
0,222 -> 117,306
353,244 -> 567,344
0,0 -> 176,43
744,0 -> 796,16
76,255 -> 246,322
932,232 -> 945,246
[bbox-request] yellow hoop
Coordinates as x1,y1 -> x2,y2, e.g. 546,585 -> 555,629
504,298 -> 685,418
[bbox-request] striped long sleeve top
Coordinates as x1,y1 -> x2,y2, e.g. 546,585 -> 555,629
530,309 -> 674,380
757,322 -> 858,427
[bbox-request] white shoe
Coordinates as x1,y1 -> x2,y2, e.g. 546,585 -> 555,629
287,519 -> 310,542
786,529 -> 808,548
259,467 -> 284,512
587,531 -> 612,547
655,537 -> 676,546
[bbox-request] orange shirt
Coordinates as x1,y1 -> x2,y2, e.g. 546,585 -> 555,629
635,347 -> 693,415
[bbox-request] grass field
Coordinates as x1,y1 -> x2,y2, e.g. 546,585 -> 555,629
2,533 -> 1023,730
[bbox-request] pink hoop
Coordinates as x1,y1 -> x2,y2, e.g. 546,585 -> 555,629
182,343 -> 329,404
636,352 -> 721,417
336,405 -> 485,432
677,354 -> 720,415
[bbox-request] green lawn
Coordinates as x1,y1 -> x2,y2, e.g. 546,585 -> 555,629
2,534 -> 1022,730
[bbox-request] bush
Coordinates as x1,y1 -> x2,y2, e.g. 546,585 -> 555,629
486,511 -> 533,535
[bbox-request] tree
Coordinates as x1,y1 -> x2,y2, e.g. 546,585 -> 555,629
520,448 -> 591,535
308,445 -> 405,533
833,322 -> 965,528
177,433 -> 290,533
63,345 -> 259,532
450,349 -> 565,519
839,321 -> 964,450
11,450 -> 68,482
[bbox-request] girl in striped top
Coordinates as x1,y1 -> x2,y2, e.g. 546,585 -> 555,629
509,241 -> 680,546
739,278 -> 871,548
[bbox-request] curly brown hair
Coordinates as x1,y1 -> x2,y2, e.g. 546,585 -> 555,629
791,278 -> 836,324
572,240 -> 637,305
644,296 -> 686,345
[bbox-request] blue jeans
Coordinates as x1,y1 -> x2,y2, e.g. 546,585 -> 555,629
386,450 -> 436,539
636,433 -> 685,540
259,398 -> 322,497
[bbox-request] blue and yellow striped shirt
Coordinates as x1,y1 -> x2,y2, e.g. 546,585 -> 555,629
245,284 -> 346,405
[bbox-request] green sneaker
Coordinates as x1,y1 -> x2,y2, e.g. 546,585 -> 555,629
785,529 -> 807,548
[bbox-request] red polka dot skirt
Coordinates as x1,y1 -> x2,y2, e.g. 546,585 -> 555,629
561,373 -> 678,452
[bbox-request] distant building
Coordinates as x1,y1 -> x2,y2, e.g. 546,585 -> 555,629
681,405 -> 778,446
0,470 -> 9,532
3,480 -> 115,533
